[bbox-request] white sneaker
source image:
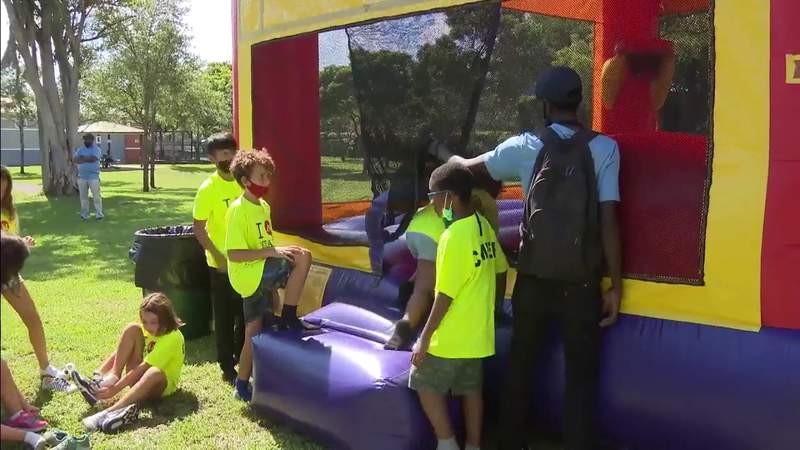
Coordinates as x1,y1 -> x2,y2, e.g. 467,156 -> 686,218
41,373 -> 75,393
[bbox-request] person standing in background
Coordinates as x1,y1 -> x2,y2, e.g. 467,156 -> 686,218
73,133 -> 104,220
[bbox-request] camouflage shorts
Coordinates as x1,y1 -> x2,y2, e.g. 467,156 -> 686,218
409,354 -> 483,395
0,274 -> 23,294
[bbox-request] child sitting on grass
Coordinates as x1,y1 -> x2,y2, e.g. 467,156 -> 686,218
71,292 -> 185,433
225,149 -> 316,402
410,162 -> 508,450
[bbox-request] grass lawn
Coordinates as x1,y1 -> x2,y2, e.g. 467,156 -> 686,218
1,159 -> 369,449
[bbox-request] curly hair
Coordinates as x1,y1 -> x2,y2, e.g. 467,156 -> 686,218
0,232 -> 29,287
230,149 -> 276,188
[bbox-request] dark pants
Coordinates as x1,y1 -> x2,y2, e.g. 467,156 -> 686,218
499,274 -> 603,450
210,269 -> 244,375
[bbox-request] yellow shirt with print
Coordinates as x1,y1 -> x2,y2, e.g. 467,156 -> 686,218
141,326 -> 185,396
429,212 -> 508,359
1,210 -> 18,235
192,172 -> 243,268
224,196 -> 275,298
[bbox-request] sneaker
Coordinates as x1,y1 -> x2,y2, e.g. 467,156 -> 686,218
384,319 -> 414,350
41,374 -> 74,392
96,215 -> 104,221
68,434 -> 91,450
80,214 -> 89,220
2,410 -> 48,432
42,429 -> 70,447
81,410 -> 107,432
69,368 -> 99,406
234,379 -> 252,402
100,404 -> 140,433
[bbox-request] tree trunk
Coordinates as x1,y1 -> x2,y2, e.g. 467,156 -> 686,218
142,133 -> 150,192
149,141 -> 156,189
18,121 -> 26,174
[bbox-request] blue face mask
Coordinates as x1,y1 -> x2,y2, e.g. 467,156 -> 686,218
442,192 -> 454,228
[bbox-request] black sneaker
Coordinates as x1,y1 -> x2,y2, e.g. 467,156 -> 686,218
70,368 -> 99,406
384,320 -> 414,350
100,403 -> 140,433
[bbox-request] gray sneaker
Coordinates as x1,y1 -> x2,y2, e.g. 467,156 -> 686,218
100,403 -> 140,433
41,373 -> 74,392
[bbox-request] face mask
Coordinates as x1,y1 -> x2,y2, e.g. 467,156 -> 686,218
246,180 -> 269,199
442,192 -> 454,228
84,141 -> 93,147
216,160 -> 232,174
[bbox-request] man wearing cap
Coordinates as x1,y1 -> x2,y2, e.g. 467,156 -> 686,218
73,133 -> 104,220
431,66 -> 622,450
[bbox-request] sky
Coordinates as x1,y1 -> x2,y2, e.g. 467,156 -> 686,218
1,1 -> 233,64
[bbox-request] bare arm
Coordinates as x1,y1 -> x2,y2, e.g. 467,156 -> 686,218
193,219 -> 225,268
412,292 -> 453,366
406,260 -> 436,326
599,201 -> 622,326
228,247 -> 283,262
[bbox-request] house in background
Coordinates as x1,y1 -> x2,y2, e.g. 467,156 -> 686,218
1,119 -> 144,167
78,121 -> 144,164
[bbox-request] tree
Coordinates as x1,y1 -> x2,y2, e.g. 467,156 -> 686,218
83,0 -> 193,191
1,53 -> 36,173
320,65 -> 359,158
2,0 -> 126,195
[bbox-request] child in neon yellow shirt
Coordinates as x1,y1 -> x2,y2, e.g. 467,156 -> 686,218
75,292 -> 185,433
409,162 -> 508,450
192,132 -> 245,384
225,149 -> 315,402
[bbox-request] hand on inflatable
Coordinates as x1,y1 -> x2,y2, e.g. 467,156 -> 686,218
600,287 -> 621,327
23,236 -> 36,247
411,338 -> 430,367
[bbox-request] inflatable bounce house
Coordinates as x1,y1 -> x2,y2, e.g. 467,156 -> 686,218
230,0 -> 799,448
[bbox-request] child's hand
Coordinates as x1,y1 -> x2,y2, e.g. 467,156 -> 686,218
22,236 -> 36,247
22,401 -> 39,415
411,338 -> 430,367
96,383 -> 121,400
274,247 -> 296,262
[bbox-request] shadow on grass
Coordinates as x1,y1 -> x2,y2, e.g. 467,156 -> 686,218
242,407 -> 324,449
184,335 -> 217,366
169,164 -> 214,174
135,389 -> 201,429
20,193 -> 196,282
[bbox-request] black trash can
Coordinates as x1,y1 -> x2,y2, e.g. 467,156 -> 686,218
129,225 -> 210,339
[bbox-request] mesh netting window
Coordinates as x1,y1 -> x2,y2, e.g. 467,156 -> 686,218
319,3 -> 595,199
659,10 -> 713,134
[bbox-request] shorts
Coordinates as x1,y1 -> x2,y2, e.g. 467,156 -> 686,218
242,258 -> 293,323
409,354 -> 483,395
1,274 -> 23,294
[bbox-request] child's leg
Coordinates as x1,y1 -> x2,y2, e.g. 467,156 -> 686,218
237,317 -> 263,381
97,352 -> 116,374
110,323 -> 145,379
282,249 -> 311,307
2,283 -> 50,371
105,367 -> 166,413
0,424 -> 26,443
0,359 -> 24,415
463,389 -> 483,448
418,391 -> 455,440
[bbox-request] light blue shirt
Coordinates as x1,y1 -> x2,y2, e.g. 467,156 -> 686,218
484,123 -> 621,202
73,144 -> 102,180
407,232 -> 438,262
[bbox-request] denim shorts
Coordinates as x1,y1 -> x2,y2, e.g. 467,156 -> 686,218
242,258 -> 293,323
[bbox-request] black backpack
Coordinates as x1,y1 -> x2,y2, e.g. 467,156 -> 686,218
517,126 -> 603,282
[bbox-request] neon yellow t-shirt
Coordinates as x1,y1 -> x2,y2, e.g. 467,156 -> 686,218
429,212 -> 508,359
225,196 -> 275,297
407,204 -> 446,243
141,326 -> 185,396
1,210 -> 18,235
192,172 -> 243,268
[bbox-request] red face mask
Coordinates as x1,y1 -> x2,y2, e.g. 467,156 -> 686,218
247,181 -> 269,199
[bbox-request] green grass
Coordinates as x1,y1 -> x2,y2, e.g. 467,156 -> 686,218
1,162 -> 365,449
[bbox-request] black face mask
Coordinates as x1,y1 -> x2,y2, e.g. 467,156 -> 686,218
84,141 -> 93,147
216,160 -> 232,174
